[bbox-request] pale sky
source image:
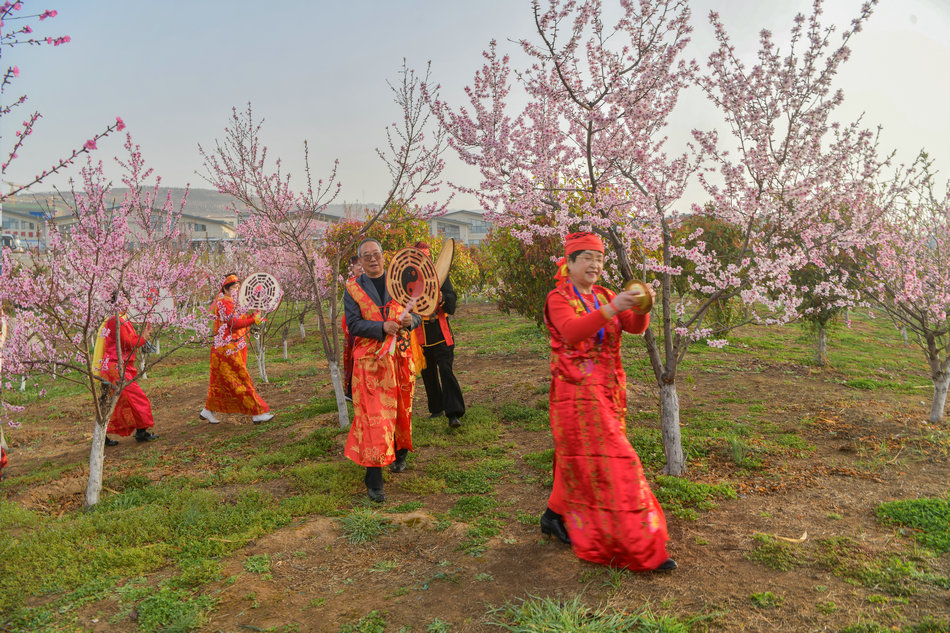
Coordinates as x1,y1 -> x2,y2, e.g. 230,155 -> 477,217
3,0 -> 949,212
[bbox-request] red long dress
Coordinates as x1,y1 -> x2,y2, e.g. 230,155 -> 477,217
102,316 -> 154,436
205,294 -> 269,415
343,279 -> 415,467
544,281 -> 670,570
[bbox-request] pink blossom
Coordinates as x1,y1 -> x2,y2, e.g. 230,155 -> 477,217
116,116 -> 125,131
83,139 -> 97,151
38,9 -> 57,19
12,66 -> 19,77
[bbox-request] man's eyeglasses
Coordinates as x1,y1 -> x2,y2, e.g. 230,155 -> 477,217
360,251 -> 383,260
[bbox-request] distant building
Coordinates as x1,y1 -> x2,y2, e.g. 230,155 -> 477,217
428,210 -> 491,246
1,200 -> 236,248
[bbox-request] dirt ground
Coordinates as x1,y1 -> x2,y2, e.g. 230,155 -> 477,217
2,303 -> 948,632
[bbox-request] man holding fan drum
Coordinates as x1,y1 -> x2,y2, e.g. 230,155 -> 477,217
343,238 -> 423,503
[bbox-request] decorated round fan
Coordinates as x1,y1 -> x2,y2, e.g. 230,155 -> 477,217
239,273 -> 283,313
386,247 -> 441,317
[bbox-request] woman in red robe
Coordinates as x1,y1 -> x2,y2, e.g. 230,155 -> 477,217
541,232 -> 675,571
101,314 -> 158,445
200,273 -> 273,424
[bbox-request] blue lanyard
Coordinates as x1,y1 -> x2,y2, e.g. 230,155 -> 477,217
571,282 -> 604,344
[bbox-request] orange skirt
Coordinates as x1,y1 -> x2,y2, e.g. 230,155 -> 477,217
205,345 -> 269,416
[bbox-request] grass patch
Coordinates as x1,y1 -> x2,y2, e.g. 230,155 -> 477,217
815,537 -> 949,597
460,516 -> 503,556
250,426 -> 340,467
653,476 -> 737,520
876,493 -> 950,553
449,495 -> 499,522
0,485 -> 290,617
389,501 -> 424,513
499,401 -> 549,431
522,448 -> 554,485
339,508 -> 395,544
749,591 -> 783,608
487,595 -> 692,632
747,534 -> 805,571
340,609 -> 387,633
428,456 -> 513,495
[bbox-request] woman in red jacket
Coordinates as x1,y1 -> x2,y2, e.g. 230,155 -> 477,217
101,311 -> 158,445
541,232 -> 675,572
200,273 -> 273,424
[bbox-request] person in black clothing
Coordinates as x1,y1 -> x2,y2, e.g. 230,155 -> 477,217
415,242 -> 466,429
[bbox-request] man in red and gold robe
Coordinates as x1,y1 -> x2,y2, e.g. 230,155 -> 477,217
541,232 -> 675,572
343,238 -> 421,502
200,273 -> 273,425
100,313 -> 158,445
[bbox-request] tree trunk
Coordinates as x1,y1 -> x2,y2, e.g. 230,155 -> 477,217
814,325 -> 828,367
85,419 -> 107,507
930,370 -> 949,424
901,327 -> 909,346
282,324 -> 290,360
659,382 -> 686,476
298,314 -> 306,339
256,332 -> 268,383
19,375 -> 25,391
328,359 -> 350,429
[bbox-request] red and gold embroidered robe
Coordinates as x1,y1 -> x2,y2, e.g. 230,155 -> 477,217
205,294 -> 269,416
343,279 -> 415,467
544,281 -> 669,570
101,316 -> 154,436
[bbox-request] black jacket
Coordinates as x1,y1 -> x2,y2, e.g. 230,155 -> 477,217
344,272 -> 423,341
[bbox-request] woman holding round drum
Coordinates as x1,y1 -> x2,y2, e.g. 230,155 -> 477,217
200,272 -> 274,425
540,231 -> 676,572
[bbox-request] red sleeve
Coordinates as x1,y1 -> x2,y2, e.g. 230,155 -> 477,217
618,309 -> 650,335
119,320 -> 146,349
231,315 -> 257,330
546,291 -> 611,345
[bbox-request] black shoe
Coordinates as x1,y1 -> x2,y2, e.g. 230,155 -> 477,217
448,417 -> 461,429
367,487 -> 385,503
655,558 -> 677,571
105,436 -> 119,447
135,430 -> 159,442
389,449 -> 408,473
429,410 -> 444,419
540,513 -> 571,545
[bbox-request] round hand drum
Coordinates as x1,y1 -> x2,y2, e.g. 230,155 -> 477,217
434,238 -> 455,286
239,273 -> 283,313
622,279 -> 654,315
386,247 -> 441,316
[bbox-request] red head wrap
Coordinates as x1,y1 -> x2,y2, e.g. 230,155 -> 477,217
564,232 -> 603,257
222,274 -> 240,291
413,241 -> 431,258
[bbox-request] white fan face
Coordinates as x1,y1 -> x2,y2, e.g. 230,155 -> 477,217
239,273 -> 283,313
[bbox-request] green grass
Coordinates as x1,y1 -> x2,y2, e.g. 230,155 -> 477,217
487,595 -> 692,632
876,493 -> 950,553
652,476 -> 737,520
339,508 -> 395,544
750,591 -> 783,608
815,537 -> 950,597
499,401 -> 549,431
449,495 -> 498,522
339,610 -> 387,633
747,534 -> 805,571
0,484 -> 290,618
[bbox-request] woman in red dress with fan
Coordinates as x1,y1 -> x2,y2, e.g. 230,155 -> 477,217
541,232 -> 675,572
200,273 -> 273,424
